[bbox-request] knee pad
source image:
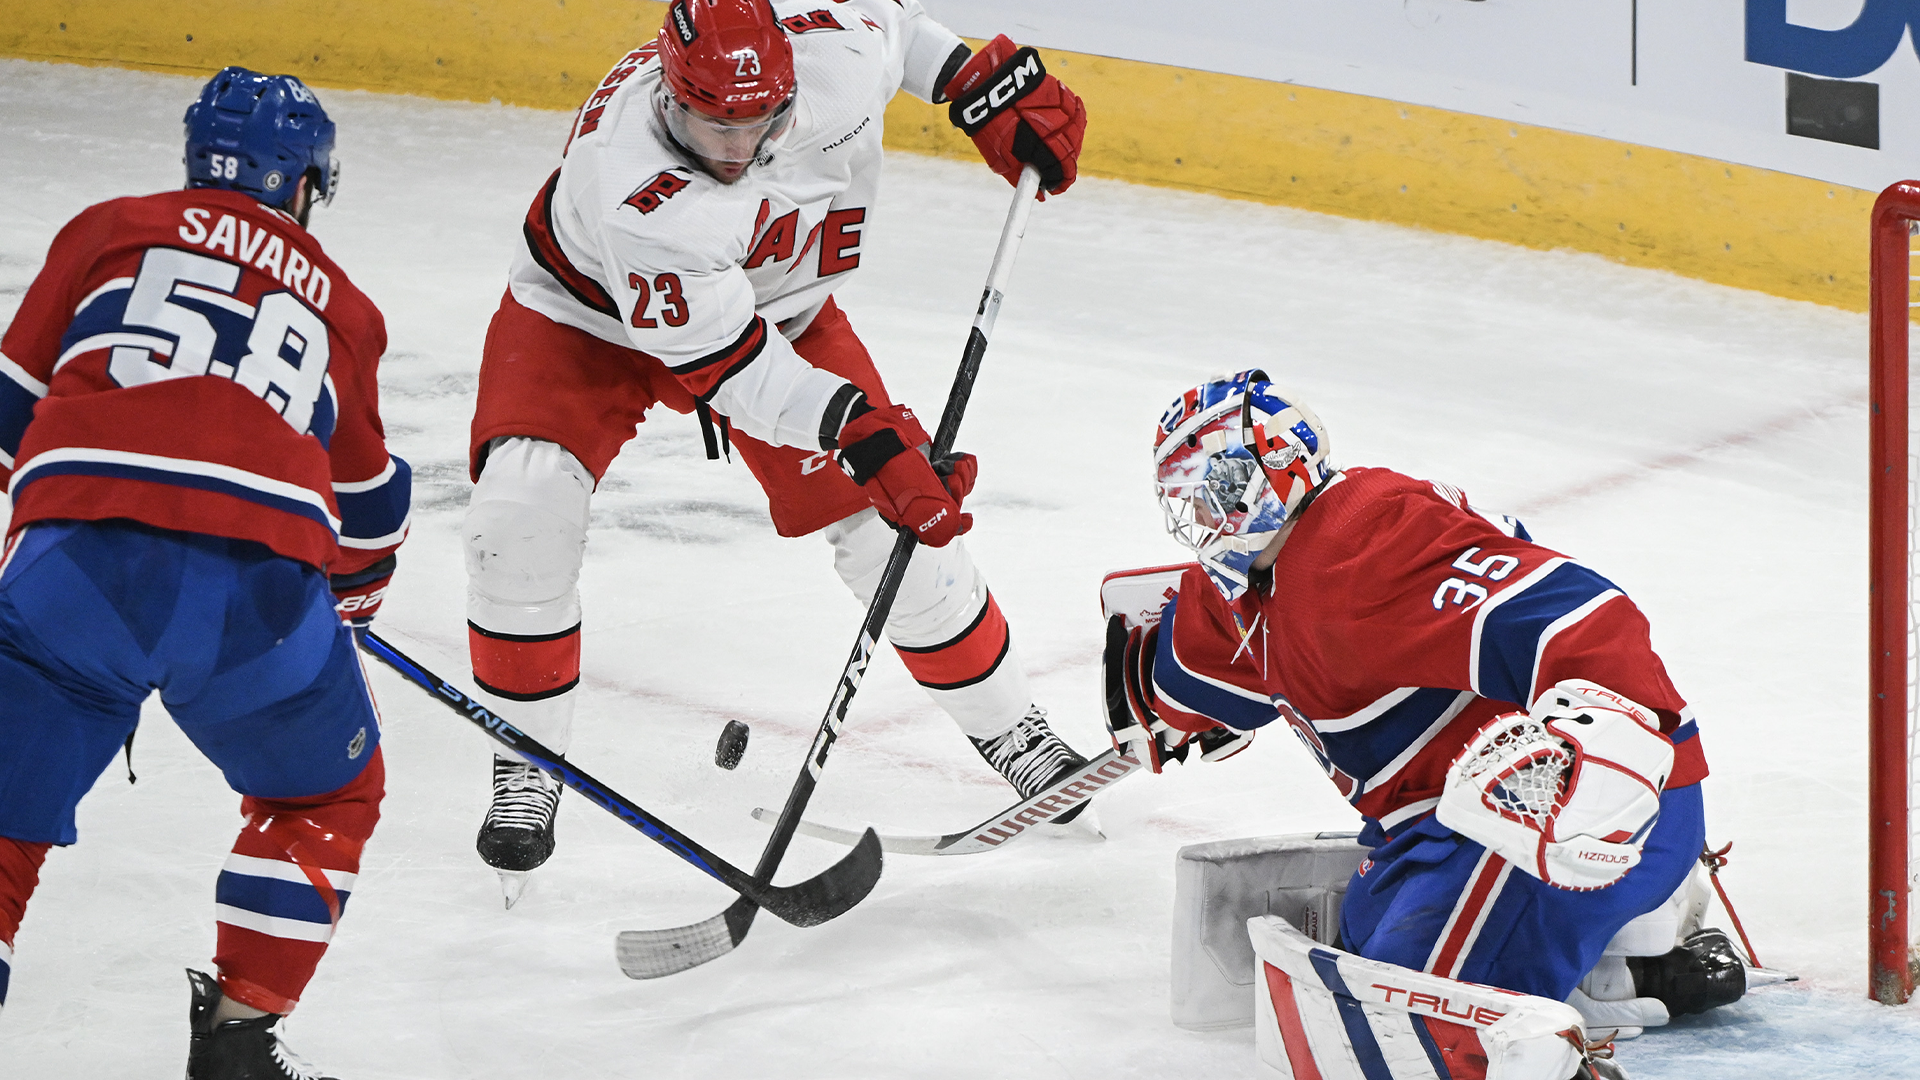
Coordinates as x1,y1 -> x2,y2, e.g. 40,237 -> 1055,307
465,437 -> 593,633
824,508 -> 984,646
824,509 -> 1032,737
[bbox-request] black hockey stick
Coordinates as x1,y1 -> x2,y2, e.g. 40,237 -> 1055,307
615,166 -> 1046,979
750,746 -> 1147,856
360,630 -> 881,928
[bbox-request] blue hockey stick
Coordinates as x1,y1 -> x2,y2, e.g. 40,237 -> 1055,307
361,630 -> 881,929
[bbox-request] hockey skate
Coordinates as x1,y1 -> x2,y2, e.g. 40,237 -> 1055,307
970,707 -> 1100,836
186,969 -> 336,1080
476,755 -> 562,908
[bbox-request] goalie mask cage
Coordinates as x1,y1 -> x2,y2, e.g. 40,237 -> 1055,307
1870,179 -> 1920,1005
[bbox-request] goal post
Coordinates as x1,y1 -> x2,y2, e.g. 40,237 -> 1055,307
1869,179 -> 1920,1005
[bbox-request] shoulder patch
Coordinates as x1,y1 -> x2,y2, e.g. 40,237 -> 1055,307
624,169 -> 694,215
779,9 -> 844,33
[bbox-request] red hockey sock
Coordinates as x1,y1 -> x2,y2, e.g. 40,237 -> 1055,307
0,837 -> 51,950
893,592 -> 1011,690
214,749 -> 384,1013
469,621 -> 581,700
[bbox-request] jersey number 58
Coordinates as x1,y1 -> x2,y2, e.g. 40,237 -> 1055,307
107,247 -> 332,436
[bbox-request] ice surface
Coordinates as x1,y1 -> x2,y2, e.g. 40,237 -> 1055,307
3,58 -> 1919,1078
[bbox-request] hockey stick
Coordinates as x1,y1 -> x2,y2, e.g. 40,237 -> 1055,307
360,630 -> 881,928
615,166 -> 1045,979
749,746 -> 1146,856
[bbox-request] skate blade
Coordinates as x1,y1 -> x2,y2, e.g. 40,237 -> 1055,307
498,870 -> 532,910
1746,965 -> 1799,987
1040,804 -> 1105,842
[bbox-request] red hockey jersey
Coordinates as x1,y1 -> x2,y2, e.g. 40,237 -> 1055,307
0,189 -> 408,574
1152,467 -> 1708,837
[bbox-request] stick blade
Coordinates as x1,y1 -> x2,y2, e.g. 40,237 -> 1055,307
615,896 -> 758,980
757,827 -> 883,928
750,807 -> 950,856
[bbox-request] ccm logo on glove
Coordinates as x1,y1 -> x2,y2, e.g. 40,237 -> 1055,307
834,399 -> 975,547
955,52 -> 1042,130
942,35 -> 1087,195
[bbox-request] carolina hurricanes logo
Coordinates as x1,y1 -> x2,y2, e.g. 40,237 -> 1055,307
624,169 -> 692,214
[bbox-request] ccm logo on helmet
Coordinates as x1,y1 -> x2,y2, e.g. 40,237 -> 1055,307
960,53 -> 1042,128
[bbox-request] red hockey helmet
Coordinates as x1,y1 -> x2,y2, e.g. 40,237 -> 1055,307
659,0 -> 795,119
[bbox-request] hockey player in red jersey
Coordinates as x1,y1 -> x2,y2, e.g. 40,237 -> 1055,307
463,0 -> 1091,893
0,68 -> 409,1080
1104,372 -> 1744,1076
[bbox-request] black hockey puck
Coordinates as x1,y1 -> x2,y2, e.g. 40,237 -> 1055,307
715,720 -> 750,770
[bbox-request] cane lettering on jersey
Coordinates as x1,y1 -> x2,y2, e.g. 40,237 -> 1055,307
571,45 -> 658,147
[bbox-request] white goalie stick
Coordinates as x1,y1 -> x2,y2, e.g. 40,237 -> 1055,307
615,167 -> 1046,979
749,746 -> 1146,856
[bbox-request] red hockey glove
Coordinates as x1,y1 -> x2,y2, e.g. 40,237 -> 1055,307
933,450 -> 977,502
942,35 -> 1087,196
836,403 -> 974,547
331,554 -> 395,637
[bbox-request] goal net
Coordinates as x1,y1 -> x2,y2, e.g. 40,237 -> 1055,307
1869,179 -> 1920,1005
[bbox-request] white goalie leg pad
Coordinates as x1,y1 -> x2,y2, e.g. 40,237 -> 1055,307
1437,681 -> 1673,891
1567,958 -> 1665,1040
464,436 -> 594,751
1565,862 -> 1712,1037
1605,862 -> 1710,958
1251,916 -> 1587,1080
1172,833 -> 1368,1031
824,508 -> 1032,738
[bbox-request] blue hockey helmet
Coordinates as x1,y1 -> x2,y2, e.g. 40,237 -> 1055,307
1153,370 -> 1334,599
184,67 -> 338,210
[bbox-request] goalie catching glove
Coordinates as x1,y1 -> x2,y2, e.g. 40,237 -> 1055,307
941,36 -> 1087,196
832,396 -> 975,547
1102,613 -> 1255,772
1437,680 -> 1674,891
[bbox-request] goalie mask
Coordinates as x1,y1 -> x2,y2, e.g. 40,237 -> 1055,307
1153,370 -> 1334,600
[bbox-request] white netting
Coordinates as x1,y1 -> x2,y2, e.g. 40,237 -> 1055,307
1457,716 -> 1573,830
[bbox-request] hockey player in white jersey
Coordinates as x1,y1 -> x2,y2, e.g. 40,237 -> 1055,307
463,0 -> 1090,896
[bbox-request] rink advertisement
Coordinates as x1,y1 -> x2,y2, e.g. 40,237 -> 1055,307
0,0 -> 1907,311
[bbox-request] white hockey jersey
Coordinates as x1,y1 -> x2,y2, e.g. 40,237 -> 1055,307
511,0 -> 964,450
